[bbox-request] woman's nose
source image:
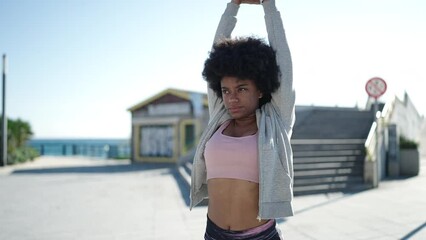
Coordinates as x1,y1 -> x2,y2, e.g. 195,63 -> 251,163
229,93 -> 239,102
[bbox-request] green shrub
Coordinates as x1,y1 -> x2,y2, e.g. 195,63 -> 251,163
399,136 -> 418,149
7,146 -> 40,165
1,117 -> 37,165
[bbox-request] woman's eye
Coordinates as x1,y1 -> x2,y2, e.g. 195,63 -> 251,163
222,90 -> 229,94
238,88 -> 247,92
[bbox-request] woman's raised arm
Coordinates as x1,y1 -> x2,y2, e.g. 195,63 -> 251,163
206,1 -> 240,118
263,0 -> 296,135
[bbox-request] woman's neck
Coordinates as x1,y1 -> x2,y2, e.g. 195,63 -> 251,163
227,116 -> 258,137
233,115 -> 257,128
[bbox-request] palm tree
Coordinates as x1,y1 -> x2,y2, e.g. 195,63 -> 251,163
0,117 -> 33,154
8,118 -> 33,148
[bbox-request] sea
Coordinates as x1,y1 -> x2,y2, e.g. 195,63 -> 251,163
27,139 -> 131,159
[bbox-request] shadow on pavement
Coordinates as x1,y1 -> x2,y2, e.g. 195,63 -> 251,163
277,188 -> 370,224
11,162 -> 176,175
400,221 -> 426,240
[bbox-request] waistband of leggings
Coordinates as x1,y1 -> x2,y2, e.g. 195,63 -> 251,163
206,215 -> 276,236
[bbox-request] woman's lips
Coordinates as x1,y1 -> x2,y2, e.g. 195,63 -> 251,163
228,106 -> 242,113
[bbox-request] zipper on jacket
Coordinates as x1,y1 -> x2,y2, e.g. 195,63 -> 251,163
256,109 -> 263,222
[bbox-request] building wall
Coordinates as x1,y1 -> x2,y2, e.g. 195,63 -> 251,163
388,93 -> 424,142
132,121 -> 179,163
130,95 -> 208,163
132,102 -> 193,119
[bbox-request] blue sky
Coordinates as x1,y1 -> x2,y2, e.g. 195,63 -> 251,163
1,0 -> 425,139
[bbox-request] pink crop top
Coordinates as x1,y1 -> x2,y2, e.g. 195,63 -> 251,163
204,120 -> 259,183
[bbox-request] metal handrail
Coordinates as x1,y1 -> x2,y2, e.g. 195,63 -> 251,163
364,122 -> 377,162
381,96 -> 396,123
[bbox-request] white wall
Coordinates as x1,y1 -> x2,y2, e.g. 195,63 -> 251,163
389,92 -> 424,143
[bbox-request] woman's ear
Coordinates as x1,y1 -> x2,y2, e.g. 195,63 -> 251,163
259,93 -> 263,98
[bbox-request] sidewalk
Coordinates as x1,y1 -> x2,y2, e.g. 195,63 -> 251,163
0,155 -> 425,240
281,157 -> 426,239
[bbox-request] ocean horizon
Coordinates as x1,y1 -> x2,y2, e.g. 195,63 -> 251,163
27,138 -> 131,159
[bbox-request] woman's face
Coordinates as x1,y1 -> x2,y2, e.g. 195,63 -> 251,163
221,76 -> 262,120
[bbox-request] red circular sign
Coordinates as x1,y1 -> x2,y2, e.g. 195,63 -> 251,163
365,77 -> 387,99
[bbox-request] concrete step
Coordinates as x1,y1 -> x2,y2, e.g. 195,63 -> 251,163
293,149 -> 364,157
182,161 -> 192,176
292,143 -> 364,151
294,167 -> 363,177
294,182 -> 370,196
294,155 -> 364,164
294,175 -> 363,187
178,165 -> 191,188
294,161 -> 362,171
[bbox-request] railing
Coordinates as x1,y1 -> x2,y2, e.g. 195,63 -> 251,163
29,141 -> 131,159
365,122 -> 377,162
364,120 -> 379,187
381,95 -> 396,124
364,97 -> 396,187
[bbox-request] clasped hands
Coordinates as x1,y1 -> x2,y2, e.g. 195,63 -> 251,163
232,0 -> 266,5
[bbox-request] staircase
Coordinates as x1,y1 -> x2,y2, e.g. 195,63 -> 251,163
291,106 -> 374,195
292,139 -> 367,195
177,149 -> 194,187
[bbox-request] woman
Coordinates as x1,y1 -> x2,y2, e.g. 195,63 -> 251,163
190,0 -> 295,239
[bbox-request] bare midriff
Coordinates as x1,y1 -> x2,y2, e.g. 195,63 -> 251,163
207,178 -> 268,231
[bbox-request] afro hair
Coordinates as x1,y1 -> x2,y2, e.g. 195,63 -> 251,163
202,36 -> 281,107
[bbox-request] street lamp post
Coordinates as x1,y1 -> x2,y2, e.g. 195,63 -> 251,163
1,54 -> 7,166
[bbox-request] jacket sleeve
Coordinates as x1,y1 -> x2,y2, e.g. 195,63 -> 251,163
263,0 -> 296,135
206,2 -> 240,119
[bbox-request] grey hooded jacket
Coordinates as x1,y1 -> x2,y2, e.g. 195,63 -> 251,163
190,0 -> 296,219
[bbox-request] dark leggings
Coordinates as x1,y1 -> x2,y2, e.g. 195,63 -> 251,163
204,216 -> 282,240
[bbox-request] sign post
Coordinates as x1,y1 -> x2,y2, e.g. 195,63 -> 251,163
365,77 -> 387,119
365,77 -> 387,187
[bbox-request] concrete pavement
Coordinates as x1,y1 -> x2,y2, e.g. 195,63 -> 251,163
0,155 -> 425,240
282,158 -> 426,240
